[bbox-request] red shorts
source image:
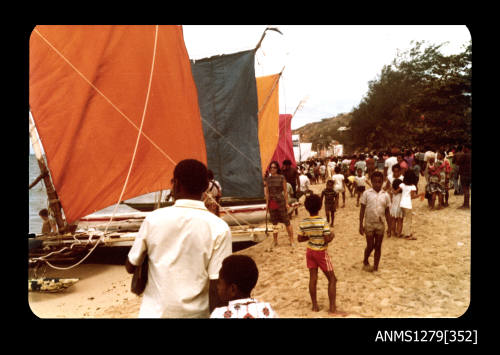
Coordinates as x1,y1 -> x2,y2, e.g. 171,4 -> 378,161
306,248 -> 334,272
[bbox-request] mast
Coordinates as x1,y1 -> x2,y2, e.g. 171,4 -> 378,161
29,114 -> 68,234
291,96 -> 308,163
299,134 -> 302,163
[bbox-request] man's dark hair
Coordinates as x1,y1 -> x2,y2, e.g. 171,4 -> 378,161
173,159 -> 209,195
304,193 -> 322,215
39,208 -> 49,217
219,255 -> 258,295
282,159 -> 292,166
371,171 -> 384,181
391,163 -> 401,172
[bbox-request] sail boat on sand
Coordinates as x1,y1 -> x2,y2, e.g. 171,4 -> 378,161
117,49 -> 287,226
28,25 -> 292,266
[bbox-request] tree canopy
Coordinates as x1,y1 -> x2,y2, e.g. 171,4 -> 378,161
349,40 -> 471,151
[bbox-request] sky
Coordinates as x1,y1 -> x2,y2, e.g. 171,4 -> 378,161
183,25 -> 471,130
29,25 -> 471,154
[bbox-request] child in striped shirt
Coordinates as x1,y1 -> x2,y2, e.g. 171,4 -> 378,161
298,194 -> 346,316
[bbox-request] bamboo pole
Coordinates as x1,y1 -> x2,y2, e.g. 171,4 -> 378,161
29,171 -> 48,190
156,190 -> 163,209
254,27 -> 283,53
29,114 -> 68,234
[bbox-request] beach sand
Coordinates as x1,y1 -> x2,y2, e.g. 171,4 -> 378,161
28,179 -> 471,318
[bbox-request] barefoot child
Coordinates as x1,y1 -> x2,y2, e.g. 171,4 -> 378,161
39,208 -> 56,235
359,171 -> 391,272
425,157 -> 444,210
321,180 -> 338,226
396,169 -> 422,240
384,163 -> 402,237
298,194 -> 344,315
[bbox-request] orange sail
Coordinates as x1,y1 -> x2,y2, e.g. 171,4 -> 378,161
29,25 -> 206,224
256,73 -> 280,174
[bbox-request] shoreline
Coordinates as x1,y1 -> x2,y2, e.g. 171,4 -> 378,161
28,178 -> 471,318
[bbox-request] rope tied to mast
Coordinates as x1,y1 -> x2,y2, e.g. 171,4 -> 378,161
31,25 -> 160,270
31,26 -> 286,269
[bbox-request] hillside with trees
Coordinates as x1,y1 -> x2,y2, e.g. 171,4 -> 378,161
292,40 -> 471,154
293,112 -> 353,153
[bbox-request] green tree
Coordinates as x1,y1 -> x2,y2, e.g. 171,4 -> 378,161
350,40 -> 471,149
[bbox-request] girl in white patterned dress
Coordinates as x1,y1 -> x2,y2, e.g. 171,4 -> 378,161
389,178 -> 403,238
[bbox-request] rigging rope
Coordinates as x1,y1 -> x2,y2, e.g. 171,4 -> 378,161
106,24 -> 158,233
32,25 -> 159,270
31,26 -> 249,269
31,26 -> 283,269
257,68 -> 284,116
33,28 -> 176,166
199,117 -> 261,169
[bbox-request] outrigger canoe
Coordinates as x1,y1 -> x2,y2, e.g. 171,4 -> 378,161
29,278 -> 79,293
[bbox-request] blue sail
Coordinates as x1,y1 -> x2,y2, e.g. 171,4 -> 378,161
191,50 -> 264,198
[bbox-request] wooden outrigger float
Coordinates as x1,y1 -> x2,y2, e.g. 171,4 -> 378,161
29,278 -> 79,293
28,225 -> 282,268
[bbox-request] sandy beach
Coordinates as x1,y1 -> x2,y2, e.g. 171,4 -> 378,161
28,178 -> 471,318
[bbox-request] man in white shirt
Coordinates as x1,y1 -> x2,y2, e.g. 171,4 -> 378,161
341,157 -> 351,171
354,154 -> 367,175
126,159 -> 232,318
327,159 -> 336,179
423,147 -> 436,163
423,147 -> 436,184
319,163 -> 326,183
331,166 -> 347,208
298,169 -> 310,200
384,153 -> 398,180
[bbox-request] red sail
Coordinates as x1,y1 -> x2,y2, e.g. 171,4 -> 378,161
270,114 -> 297,169
29,25 -> 207,223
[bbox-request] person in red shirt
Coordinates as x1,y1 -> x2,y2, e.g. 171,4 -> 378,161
349,154 -> 357,176
426,154 -> 448,209
437,151 -> 452,207
366,154 -> 375,179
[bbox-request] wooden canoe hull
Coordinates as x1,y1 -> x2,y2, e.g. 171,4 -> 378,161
79,203 -> 270,229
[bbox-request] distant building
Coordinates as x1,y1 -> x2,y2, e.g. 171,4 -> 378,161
292,135 -> 313,162
337,126 -> 350,131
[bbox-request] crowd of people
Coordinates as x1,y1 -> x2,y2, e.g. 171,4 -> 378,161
123,143 -> 470,318
259,144 -> 471,315
277,144 -> 471,212
267,144 -> 471,243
